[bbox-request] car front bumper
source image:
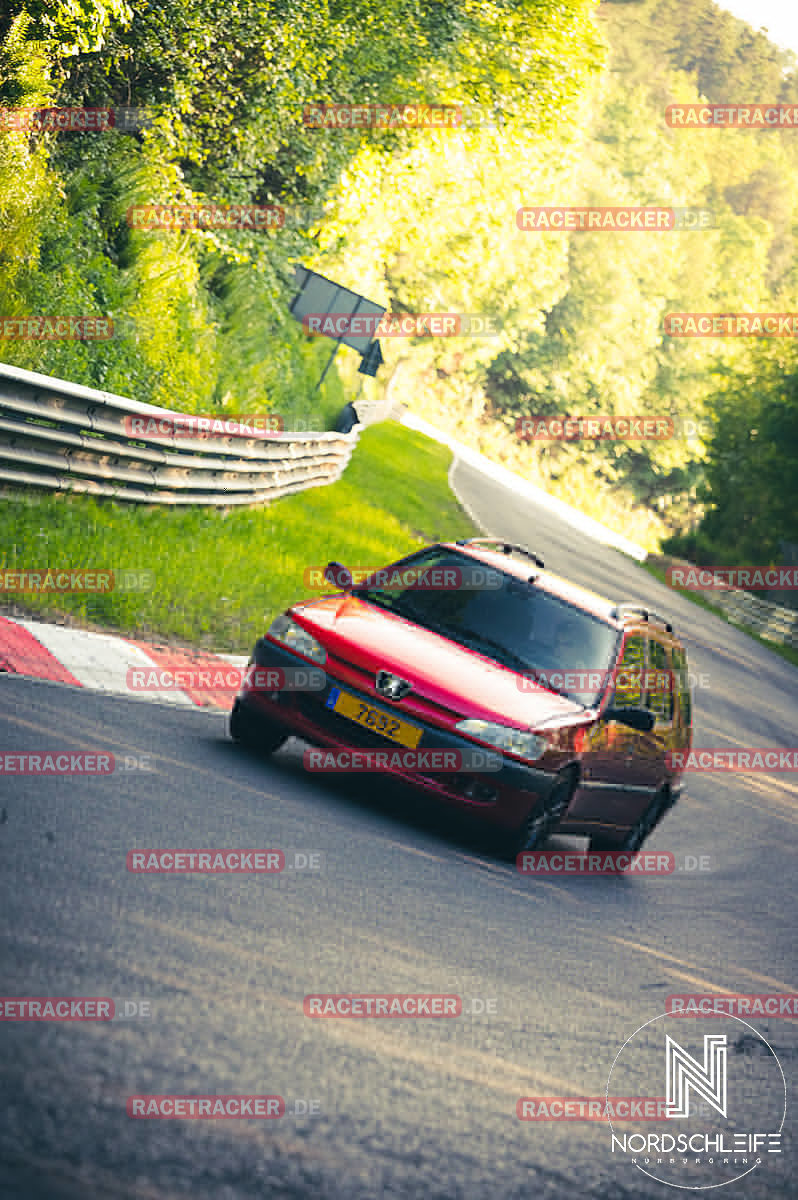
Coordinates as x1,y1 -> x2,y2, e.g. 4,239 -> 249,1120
234,638 -> 563,832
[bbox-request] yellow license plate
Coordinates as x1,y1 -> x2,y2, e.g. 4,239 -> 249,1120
326,687 -> 422,749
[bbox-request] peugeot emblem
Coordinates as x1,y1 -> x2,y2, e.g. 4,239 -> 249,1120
375,670 -> 412,701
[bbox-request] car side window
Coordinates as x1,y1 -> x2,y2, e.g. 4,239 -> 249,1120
647,639 -> 674,724
671,645 -> 692,729
612,635 -> 646,707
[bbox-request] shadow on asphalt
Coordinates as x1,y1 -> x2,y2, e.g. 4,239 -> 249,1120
209,732 -> 653,894
209,731 -> 519,860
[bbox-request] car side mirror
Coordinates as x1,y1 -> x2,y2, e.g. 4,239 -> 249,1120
323,561 -> 353,590
603,706 -> 655,733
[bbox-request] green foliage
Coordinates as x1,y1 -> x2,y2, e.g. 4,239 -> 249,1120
602,0 -> 795,102
6,0 -> 132,56
318,0 -> 796,549
0,0 -> 794,560
664,344 -> 798,565
0,0 -> 604,431
0,15 -> 54,298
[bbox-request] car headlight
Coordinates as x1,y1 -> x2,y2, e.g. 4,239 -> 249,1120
455,718 -> 548,761
267,614 -> 327,665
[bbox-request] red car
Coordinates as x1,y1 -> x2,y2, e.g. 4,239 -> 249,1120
230,539 -> 692,860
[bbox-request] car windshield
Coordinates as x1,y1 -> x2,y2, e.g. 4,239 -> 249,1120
352,548 -> 618,706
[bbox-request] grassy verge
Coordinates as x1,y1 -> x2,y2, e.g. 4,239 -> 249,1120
0,421 -> 478,652
641,559 -> 798,670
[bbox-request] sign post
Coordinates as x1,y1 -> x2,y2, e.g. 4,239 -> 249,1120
289,267 -> 385,390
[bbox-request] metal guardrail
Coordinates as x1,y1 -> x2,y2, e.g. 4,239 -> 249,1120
0,363 -> 359,506
652,556 -> 798,651
706,585 -> 798,651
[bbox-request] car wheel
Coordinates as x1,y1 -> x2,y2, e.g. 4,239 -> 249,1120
229,699 -> 288,755
502,771 -> 575,862
589,789 -> 667,856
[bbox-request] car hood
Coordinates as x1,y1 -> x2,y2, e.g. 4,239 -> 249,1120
291,595 -> 587,729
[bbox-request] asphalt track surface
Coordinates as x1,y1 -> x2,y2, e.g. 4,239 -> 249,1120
1,458 -> 796,1199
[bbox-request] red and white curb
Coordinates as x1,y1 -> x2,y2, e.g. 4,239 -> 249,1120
0,615 -> 247,710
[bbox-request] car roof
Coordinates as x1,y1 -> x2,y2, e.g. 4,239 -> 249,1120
439,540 -> 681,642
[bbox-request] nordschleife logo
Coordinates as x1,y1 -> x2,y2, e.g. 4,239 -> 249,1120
607,1013 -> 785,1190
666,1034 -> 727,1119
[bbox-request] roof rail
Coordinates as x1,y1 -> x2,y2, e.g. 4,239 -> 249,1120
455,537 -> 544,569
611,603 -> 673,634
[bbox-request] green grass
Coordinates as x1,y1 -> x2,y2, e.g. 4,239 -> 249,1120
641,560 -> 798,670
0,422 -> 478,651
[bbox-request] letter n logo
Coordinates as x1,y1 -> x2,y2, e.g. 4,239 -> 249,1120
666,1034 -> 727,1118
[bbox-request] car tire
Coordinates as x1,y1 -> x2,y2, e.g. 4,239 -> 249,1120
588,788 -> 667,858
229,699 -> 288,755
501,771 -> 575,862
